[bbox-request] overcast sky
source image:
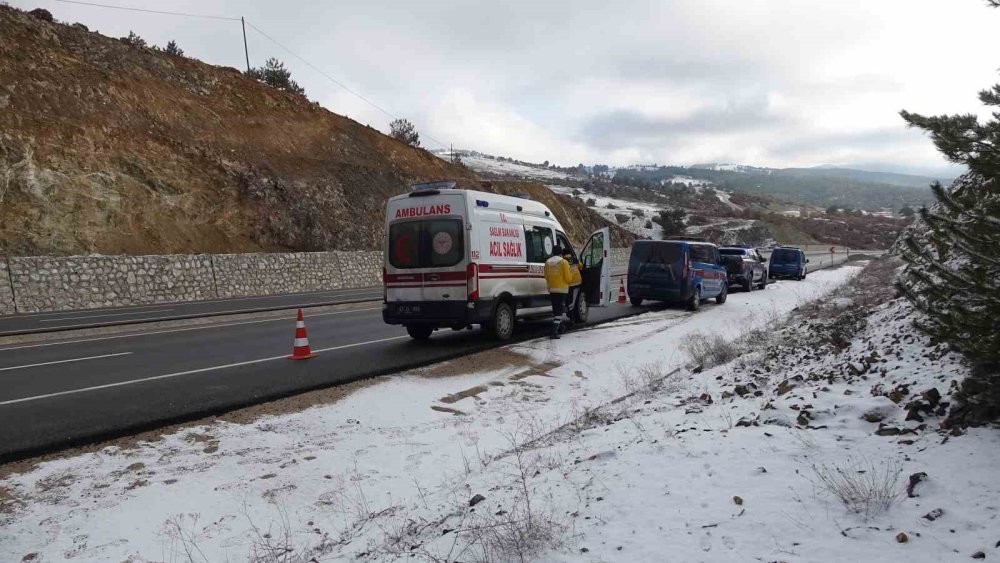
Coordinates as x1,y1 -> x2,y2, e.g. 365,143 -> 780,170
14,0 -> 1000,174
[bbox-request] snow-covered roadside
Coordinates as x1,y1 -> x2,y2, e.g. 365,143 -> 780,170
1,264 -> 984,562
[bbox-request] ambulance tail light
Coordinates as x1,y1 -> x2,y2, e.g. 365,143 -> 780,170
382,267 -> 388,302
467,263 -> 479,301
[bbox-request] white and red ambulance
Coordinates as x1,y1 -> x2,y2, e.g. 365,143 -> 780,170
383,181 -> 610,340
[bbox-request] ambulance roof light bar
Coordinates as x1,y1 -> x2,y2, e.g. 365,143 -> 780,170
410,180 -> 456,192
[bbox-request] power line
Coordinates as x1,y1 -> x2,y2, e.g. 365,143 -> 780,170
51,0 -> 450,149
243,21 -> 448,149
53,0 -> 240,21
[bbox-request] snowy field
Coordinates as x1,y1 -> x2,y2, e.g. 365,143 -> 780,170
450,154 -> 575,181
1,263 -> 995,562
662,175 -> 713,188
548,184 -> 748,241
547,185 -> 667,239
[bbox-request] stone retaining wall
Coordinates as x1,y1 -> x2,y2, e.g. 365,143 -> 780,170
0,260 -> 14,316
212,252 -> 344,299
0,248 -> 629,315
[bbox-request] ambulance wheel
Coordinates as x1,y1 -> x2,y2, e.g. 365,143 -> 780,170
406,324 -> 433,340
572,293 -> 589,324
687,288 -> 701,311
490,302 -> 515,341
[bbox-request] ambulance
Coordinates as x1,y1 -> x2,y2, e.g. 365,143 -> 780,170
383,181 -> 611,340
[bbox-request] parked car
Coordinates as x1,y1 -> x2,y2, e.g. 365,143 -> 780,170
768,246 -> 809,280
719,246 -> 768,291
626,240 -> 727,311
383,181 -> 611,340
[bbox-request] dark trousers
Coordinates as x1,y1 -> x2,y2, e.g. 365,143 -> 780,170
550,292 -> 566,333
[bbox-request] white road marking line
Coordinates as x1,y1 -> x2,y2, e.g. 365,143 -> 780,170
0,352 -> 132,373
0,335 -> 408,406
39,308 -> 176,322
0,297 -> 382,335
0,307 -> 383,352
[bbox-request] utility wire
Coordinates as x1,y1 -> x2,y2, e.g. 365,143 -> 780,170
52,0 -> 450,150
243,21 -> 448,149
53,0 -> 240,21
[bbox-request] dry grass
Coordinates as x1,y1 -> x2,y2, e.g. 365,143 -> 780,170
809,457 -> 903,520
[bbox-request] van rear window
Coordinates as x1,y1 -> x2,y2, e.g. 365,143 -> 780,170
771,249 -> 800,263
630,242 -> 682,265
389,219 -> 464,269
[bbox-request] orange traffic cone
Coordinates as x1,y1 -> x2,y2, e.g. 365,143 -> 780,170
617,279 -> 627,304
287,309 -> 318,360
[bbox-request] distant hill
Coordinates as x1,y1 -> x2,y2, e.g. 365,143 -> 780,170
782,167 -> 950,189
643,166 -> 937,211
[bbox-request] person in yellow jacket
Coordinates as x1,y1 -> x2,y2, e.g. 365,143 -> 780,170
544,245 -> 574,339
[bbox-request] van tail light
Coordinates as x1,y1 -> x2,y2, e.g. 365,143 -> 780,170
682,254 -> 690,279
467,263 -> 479,301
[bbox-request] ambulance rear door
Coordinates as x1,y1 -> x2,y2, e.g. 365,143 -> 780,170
580,227 -> 611,306
385,192 -> 469,303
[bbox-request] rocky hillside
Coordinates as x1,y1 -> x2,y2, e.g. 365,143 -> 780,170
0,6 -> 627,256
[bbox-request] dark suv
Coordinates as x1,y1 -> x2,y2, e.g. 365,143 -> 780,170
720,246 -> 768,291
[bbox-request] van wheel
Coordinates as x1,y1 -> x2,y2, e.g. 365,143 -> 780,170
490,302 -> 515,341
573,293 -> 589,324
743,276 -> 753,292
716,284 -> 727,304
406,324 -> 433,340
630,296 -> 643,307
687,288 -> 701,311
759,274 -> 768,289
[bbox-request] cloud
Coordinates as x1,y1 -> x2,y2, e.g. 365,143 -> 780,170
15,0 -> 1000,169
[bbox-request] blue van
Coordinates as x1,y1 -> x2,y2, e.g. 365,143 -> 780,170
768,246 -> 809,280
627,240 -> 727,311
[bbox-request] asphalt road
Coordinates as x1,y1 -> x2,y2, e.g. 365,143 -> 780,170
0,287 -> 385,337
0,296 -> 648,462
0,258 -> 862,462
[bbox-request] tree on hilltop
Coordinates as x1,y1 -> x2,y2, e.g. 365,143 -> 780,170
389,119 -> 420,148
246,58 -> 305,96
164,40 -> 184,57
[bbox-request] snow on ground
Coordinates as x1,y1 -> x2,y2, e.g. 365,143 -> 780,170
2,263 -> 994,562
547,185 -> 667,239
663,175 -> 712,187
712,188 -> 742,211
455,154 -> 575,181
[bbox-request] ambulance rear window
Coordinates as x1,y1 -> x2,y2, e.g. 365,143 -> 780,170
389,219 -> 464,269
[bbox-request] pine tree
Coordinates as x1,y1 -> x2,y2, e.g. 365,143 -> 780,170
123,31 -> 146,48
653,209 -> 687,238
246,58 -> 305,96
896,5 -> 1000,424
389,119 -> 420,148
164,40 -> 184,57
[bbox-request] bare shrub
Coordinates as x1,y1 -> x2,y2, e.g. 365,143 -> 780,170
681,331 -> 742,369
160,513 -> 210,563
809,457 -> 903,519
437,432 -> 566,562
